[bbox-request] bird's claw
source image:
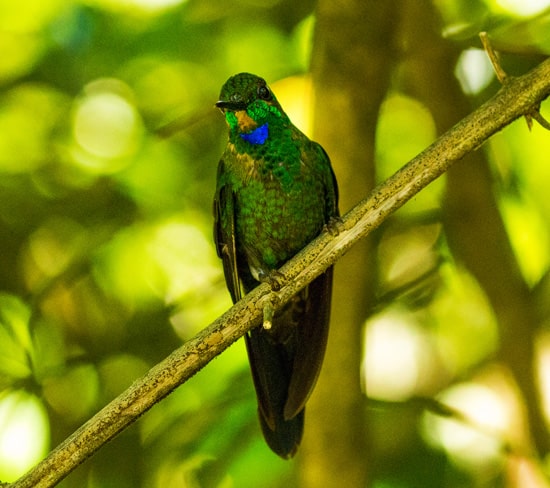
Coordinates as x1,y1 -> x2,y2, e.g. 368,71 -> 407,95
324,216 -> 343,236
263,270 -> 285,292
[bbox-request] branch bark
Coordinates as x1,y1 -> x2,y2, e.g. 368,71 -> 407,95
9,57 -> 550,488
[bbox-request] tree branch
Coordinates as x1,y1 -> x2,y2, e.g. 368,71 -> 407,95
9,57 -> 550,488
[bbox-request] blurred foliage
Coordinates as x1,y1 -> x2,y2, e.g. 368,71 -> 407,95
0,0 -> 549,487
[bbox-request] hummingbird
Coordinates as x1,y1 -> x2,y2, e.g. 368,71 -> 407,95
213,73 -> 338,458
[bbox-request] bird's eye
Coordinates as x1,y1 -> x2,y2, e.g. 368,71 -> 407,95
257,85 -> 271,101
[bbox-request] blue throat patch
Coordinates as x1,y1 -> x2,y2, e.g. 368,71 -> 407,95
240,123 -> 268,145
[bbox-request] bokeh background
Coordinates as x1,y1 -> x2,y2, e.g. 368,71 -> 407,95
0,0 -> 549,486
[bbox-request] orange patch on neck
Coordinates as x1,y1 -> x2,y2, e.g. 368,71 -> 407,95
235,111 -> 258,133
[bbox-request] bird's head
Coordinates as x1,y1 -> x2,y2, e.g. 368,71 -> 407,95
216,73 -> 287,142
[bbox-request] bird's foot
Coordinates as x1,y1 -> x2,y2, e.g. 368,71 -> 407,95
262,269 -> 285,292
324,216 -> 343,236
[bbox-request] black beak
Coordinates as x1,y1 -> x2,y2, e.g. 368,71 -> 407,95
215,100 -> 248,111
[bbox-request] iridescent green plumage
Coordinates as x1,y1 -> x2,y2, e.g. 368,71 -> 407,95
214,73 -> 338,458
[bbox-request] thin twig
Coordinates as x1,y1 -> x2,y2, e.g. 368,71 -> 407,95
9,57 -> 550,488
531,109 -> 550,130
480,31 -> 508,83
481,31 -> 550,132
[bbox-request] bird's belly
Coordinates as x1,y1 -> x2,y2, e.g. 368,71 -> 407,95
236,185 -> 326,279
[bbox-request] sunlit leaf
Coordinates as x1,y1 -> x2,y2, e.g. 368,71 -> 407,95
0,390 -> 49,481
0,295 -> 33,382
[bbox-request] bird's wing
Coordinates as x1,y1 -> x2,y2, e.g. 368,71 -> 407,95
214,159 -> 241,303
282,267 -> 333,420
283,145 -> 339,419
320,143 -> 340,219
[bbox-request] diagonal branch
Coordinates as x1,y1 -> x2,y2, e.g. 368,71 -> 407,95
9,57 -> 550,488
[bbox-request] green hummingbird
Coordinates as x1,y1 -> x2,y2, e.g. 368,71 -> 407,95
213,73 -> 339,458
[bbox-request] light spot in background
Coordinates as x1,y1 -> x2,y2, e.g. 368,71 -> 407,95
272,75 -> 312,137
223,24 -> 289,83
499,195 -> 549,287
362,311 -> 429,401
495,0 -> 550,16
73,92 -> 137,158
27,217 -> 85,280
422,383 -> 509,469
0,33 -> 44,84
0,85 -> 67,173
455,48 -> 495,95
71,78 -> 143,172
84,0 -> 186,13
379,224 -> 440,289
536,332 -> 550,424
147,219 -> 221,303
94,216 -> 221,309
376,93 -> 442,213
126,0 -> 184,8
0,0 -> 67,32
0,391 -> 49,481
129,59 -> 192,117
430,265 -> 499,375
